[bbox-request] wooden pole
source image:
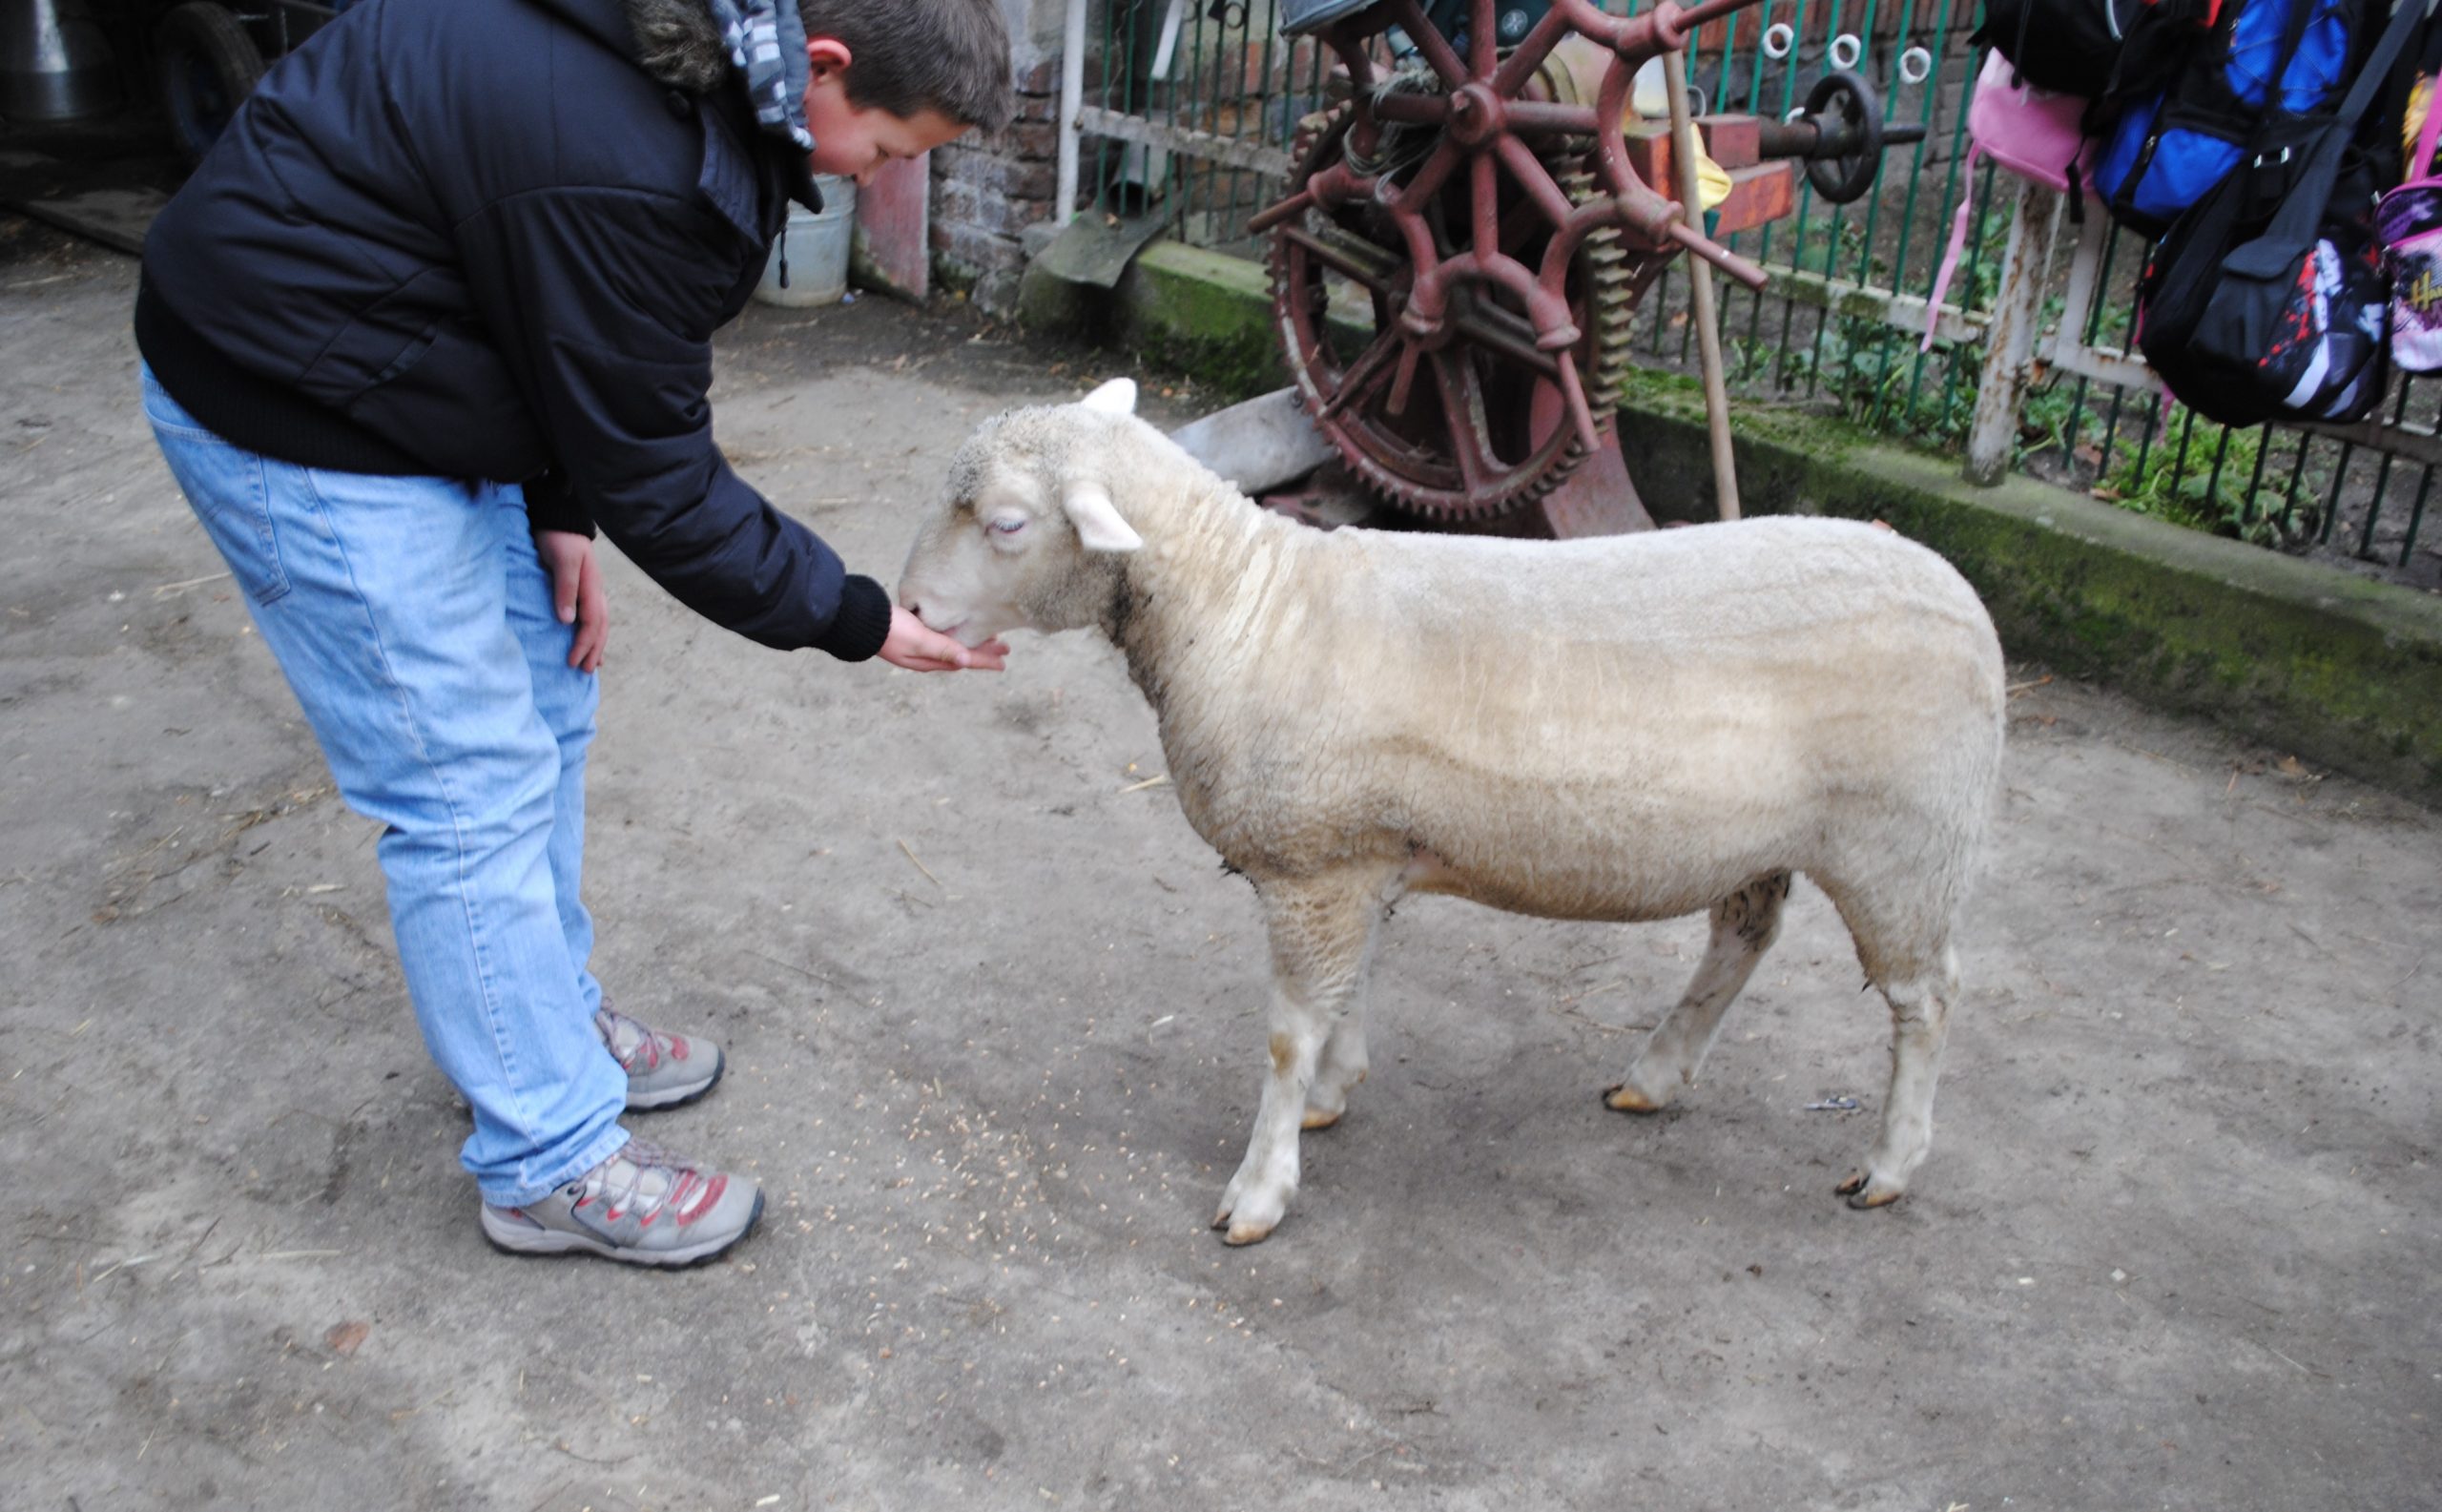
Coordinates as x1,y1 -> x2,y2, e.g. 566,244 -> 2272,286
1659,44 -> 1742,521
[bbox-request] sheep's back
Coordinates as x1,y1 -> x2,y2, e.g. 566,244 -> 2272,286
1164,514 -> 2002,915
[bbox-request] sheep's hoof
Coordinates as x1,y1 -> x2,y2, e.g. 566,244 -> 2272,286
1299,1105 -> 1343,1131
1212,1205 -> 1279,1246
1213,1186 -> 1288,1245
1836,1170 -> 1904,1209
1603,1083 -> 1666,1114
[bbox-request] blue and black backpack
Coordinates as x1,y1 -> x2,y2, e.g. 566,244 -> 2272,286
2091,0 -> 2375,237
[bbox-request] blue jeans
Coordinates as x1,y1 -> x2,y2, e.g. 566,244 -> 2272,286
142,366 -> 628,1206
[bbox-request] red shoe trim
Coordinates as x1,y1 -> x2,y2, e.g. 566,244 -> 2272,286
675,1173 -> 726,1225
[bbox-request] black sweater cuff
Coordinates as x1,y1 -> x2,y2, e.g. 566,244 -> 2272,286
813,574 -> 893,661
522,470 -> 596,538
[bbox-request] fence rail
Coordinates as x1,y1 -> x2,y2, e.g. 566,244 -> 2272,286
1059,0 -> 2441,589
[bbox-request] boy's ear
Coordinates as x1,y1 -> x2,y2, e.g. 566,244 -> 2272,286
805,37 -> 851,78
1061,479 -> 1144,553
1079,378 -> 1137,416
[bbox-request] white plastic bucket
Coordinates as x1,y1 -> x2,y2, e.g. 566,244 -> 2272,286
755,174 -> 857,307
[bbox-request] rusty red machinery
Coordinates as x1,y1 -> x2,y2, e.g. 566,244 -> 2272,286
1253,0 -> 1916,536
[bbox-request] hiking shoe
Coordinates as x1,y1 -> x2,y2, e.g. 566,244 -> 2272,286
480,1137 -> 762,1266
596,1001 -> 725,1110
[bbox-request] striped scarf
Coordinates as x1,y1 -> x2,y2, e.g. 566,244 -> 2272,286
705,0 -> 814,151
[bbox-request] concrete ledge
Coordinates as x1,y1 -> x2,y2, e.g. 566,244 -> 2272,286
1614,374 -> 2442,800
1020,244 -> 2442,803
1021,238 -> 1352,401
1112,242 -> 1286,400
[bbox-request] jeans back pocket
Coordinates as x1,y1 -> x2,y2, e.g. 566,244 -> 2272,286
143,374 -> 294,606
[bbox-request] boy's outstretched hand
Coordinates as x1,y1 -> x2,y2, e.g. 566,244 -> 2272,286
880,605 -> 1007,673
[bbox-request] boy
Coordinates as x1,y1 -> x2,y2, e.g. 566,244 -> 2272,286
135,0 -> 1015,1267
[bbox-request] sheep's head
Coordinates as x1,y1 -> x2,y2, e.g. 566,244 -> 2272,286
899,378 -> 1149,646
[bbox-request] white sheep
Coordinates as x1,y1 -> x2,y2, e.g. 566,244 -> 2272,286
900,379 -> 2006,1245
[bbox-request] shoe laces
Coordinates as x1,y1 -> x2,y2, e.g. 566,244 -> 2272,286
595,1001 -> 677,1072
569,1139 -> 715,1226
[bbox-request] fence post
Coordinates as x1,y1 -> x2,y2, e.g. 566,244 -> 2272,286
1055,0 -> 1088,227
1963,178 -> 2059,487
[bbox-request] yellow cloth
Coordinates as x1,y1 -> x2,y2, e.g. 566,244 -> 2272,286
1555,44 -> 1732,210
2409,75 -> 2440,177
1690,142 -> 1732,211
1624,57 -> 1731,210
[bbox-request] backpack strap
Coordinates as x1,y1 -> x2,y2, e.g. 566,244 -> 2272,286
2226,0 -> 2435,280
1921,144 -> 1984,351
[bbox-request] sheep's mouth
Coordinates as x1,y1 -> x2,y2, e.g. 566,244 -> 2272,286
940,616 -> 1013,649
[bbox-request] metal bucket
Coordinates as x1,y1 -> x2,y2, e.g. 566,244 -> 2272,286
755,175 -> 857,307
0,0 -> 122,123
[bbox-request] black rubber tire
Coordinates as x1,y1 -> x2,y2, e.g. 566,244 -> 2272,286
155,3 -> 266,166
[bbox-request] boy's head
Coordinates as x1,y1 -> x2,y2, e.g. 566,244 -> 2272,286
797,0 -> 1015,184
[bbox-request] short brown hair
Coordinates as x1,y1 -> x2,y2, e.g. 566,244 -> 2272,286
799,0 -> 1015,134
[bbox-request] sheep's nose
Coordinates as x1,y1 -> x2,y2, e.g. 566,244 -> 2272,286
902,596 -> 924,623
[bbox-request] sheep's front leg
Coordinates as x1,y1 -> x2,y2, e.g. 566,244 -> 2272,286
1606,872 -> 1790,1113
1215,873 -> 1386,1245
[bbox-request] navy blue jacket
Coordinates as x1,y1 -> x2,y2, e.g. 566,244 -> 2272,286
136,0 -> 891,658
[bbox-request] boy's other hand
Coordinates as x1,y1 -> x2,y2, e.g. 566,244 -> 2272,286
536,529 -> 609,673
880,605 -> 1007,673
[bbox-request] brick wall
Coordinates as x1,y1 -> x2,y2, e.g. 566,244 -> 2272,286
931,58 -> 1064,312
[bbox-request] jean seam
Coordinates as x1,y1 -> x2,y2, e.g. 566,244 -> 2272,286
502,499 -> 603,986
239,452 -> 292,604
301,466 -> 547,1163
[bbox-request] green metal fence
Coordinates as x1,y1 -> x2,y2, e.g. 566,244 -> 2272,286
1071,0 -> 2442,590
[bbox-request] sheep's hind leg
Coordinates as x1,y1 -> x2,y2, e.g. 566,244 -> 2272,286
1216,872 -> 1388,1244
1605,871 -> 1790,1114
1836,945 -> 1957,1208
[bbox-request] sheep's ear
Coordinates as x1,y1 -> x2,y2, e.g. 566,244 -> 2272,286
1079,378 -> 1138,416
1061,478 -> 1144,552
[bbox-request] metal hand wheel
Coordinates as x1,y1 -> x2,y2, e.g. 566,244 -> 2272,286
1800,69 -> 1884,205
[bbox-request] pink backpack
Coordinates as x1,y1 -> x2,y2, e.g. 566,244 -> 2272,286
2377,82 -> 2442,374
1921,53 -> 2098,351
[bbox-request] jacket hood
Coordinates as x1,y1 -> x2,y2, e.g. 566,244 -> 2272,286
623,0 -> 730,92
637,0 -> 814,150
523,0 -> 812,150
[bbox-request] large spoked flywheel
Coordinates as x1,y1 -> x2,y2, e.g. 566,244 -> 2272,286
1268,96 -> 1655,522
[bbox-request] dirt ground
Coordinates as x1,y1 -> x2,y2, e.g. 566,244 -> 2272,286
3,221 -> 2437,1512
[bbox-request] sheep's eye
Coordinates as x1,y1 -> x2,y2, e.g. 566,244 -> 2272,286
987,515 -> 1027,537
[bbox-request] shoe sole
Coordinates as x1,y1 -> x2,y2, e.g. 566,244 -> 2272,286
481,1187 -> 764,1268
625,1047 -> 725,1111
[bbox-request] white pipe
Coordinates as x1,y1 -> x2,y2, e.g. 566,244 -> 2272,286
1149,0 -> 1188,79
1055,0 -> 1088,226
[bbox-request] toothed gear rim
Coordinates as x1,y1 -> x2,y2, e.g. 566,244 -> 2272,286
1266,100 -> 1650,522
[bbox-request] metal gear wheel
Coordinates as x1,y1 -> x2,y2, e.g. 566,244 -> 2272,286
1267,98 -> 1655,522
